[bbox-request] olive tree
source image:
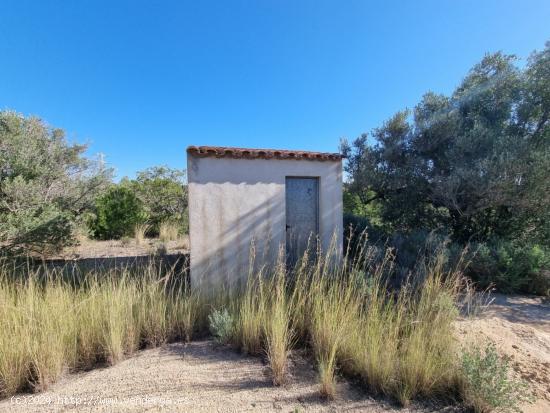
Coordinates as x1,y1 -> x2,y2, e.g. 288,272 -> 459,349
342,43 -> 550,245
0,111 -> 112,255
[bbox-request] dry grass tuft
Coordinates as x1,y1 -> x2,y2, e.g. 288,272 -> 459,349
0,261 -> 198,398
265,251 -> 293,385
232,234 -> 463,404
134,223 -> 150,245
159,222 -> 179,242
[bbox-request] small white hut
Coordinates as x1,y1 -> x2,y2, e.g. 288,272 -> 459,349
186,146 -> 343,287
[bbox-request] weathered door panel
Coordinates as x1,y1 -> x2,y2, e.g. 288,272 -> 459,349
285,177 -> 319,268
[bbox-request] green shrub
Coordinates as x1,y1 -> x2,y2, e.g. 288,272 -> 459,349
130,166 -> 188,236
460,343 -> 533,413
467,240 -> 549,295
88,186 -> 147,240
208,308 -> 234,344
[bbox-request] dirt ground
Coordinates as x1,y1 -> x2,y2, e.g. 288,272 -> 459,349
57,237 -> 189,259
0,342 -> 458,413
0,294 -> 547,413
454,294 -> 550,413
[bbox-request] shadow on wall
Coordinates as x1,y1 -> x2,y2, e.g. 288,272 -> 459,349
191,193 -> 284,290
189,176 -> 343,291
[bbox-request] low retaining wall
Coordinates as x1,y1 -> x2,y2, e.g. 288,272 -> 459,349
18,253 -> 190,285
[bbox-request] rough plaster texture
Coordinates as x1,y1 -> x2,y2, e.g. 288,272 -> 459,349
187,154 -> 343,288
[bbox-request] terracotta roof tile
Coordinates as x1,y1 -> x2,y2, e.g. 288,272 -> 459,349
187,146 -> 342,161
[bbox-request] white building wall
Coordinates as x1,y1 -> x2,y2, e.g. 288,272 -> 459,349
187,154 -> 343,288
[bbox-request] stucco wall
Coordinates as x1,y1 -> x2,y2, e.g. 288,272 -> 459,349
187,154 -> 343,288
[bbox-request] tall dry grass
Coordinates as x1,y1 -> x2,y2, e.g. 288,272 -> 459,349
232,248 -> 293,384
159,221 -> 179,242
228,235 -> 464,405
134,223 -> 150,245
0,261 -> 198,398
237,269 -> 266,355
2,234 -> 465,407
264,250 -> 293,385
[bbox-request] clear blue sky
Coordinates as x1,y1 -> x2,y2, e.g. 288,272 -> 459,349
1,1 -> 549,179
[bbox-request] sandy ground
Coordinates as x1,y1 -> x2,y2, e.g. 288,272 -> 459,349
0,342 -> 457,413
455,294 -> 550,413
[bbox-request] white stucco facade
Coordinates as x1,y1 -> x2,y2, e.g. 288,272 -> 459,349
187,148 -> 343,288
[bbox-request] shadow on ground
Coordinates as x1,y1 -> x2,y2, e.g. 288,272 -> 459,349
485,294 -> 550,332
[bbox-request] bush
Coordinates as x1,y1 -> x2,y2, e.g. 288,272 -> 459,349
460,343 -> 533,413
467,239 -> 549,295
343,212 -> 384,252
130,166 -> 188,236
88,186 -> 147,240
341,219 -> 455,287
208,308 -> 234,344
340,219 -> 550,296
0,111 -> 111,256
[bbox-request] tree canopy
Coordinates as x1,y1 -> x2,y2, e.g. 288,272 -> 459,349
130,166 -> 188,235
0,111 -> 112,254
342,42 -> 550,245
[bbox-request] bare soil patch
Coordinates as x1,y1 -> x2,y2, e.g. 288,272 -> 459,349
455,294 -> 550,413
56,237 -> 189,259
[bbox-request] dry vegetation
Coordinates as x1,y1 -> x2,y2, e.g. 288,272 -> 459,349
159,222 -> 180,243
0,238 -> 537,412
455,296 -> 550,413
0,261 -> 195,397
226,240 -> 463,406
133,223 -> 150,245
57,236 -> 189,259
